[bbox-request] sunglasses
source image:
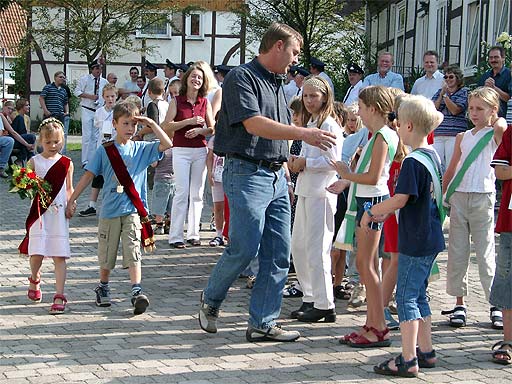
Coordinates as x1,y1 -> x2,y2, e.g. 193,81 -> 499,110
444,74 -> 456,80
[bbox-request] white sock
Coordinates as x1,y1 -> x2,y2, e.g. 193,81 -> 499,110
216,230 -> 223,237
89,201 -> 97,209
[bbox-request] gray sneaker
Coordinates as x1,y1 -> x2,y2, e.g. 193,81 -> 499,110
199,291 -> 219,333
348,283 -> 366,308
94,285 -> 111,307
131,293 -> 150,315
246,324 -> 300,342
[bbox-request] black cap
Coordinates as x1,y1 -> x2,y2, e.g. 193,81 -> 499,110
145,61 -> 158,72
310,57 -> 326,69
88,59 -> 101,69
178,63 -> 189,72
347,63 -> 364,74
215,65 -> 232,75
165,59 -> 177,70
296,67 -> 310,77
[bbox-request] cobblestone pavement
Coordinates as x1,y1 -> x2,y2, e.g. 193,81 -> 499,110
1,146 -> 511,383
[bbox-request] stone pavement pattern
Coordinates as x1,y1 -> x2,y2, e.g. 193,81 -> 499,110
1,147 -> 512,383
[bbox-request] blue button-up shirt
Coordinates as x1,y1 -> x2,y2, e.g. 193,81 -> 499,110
363,71 -> 404,90
478,66 -> 511,118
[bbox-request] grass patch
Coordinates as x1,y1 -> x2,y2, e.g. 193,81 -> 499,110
67,143 -> 82,152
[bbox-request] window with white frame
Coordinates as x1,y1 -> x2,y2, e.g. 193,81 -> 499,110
493,0 -> 509,41
465,1 -> 480,68
185,12 -> 204,39
136,13 -> 172,39
394,2 -> 405,70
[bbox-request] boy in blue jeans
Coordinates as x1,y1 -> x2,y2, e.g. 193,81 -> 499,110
67,101 -> 172,315
360,95 -> 445,377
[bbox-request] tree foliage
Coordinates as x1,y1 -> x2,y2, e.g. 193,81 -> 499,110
0,0 -> 15,11
27,0 -> 178,63
240,0 -> 368,99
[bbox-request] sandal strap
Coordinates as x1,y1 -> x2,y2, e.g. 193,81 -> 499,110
53,294 -> 67,303
368,326 -> 389,341
395,354 -> 418,370
28,276 -> 40,284
492,340 -> 512,351
417,347 -> 436,360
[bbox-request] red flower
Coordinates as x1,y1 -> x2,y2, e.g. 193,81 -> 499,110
15,176 -> 22,184
20,167 -> 26,173
26,184 -> 33,190
27,172 -> 36,179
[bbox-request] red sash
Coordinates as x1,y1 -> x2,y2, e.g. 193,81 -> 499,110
103,142 -> 156,252
19,156 -> 71,255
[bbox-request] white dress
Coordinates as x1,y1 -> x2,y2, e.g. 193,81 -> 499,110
28,154 -> 70,257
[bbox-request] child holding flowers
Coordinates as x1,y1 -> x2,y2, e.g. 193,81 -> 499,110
17,117 -> 74,314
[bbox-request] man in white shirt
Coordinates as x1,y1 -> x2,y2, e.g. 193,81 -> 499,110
411,50 -> 444,99
342,63 -> 364,106
310,57 -> 335,93
163,59 -> 178,102
120,67 -> 140,99
74,59 -> 108,166
141,61 -> 159,112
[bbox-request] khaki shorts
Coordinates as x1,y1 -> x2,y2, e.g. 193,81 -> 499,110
98,213 -> 142,270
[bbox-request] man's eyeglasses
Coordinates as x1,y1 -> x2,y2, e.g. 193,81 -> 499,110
444,75 -> 456,80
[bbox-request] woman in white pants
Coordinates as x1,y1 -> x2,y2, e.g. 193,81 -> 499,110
162,63 -> 215,248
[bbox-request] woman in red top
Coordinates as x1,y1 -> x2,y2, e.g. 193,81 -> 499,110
162,63 -> 215,248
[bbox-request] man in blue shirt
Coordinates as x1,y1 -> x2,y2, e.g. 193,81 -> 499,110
363,52 -> 404,91
199,23 -> 336,342
478,46 -> 511,118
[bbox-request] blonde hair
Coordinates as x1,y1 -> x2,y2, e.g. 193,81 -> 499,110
125,95 -> 142,108
102,83 -> 118,96
391,93 -> 409,163
38,117 -> 64,143
398,95 -> 443,136
468,86 -> 500,110
195,61 -> 219,93
147,78 -> 164,96
358,85 -> 395,118
301,75 -> 335,129
345,103 -> 362,132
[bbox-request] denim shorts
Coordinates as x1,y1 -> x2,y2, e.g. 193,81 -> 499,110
355,195 -> 388,231
151,180 -> 175,216
490,232 -> 512,309
396,252 -> 437,322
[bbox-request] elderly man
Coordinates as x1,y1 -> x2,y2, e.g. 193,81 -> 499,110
310,57 -> 334,92
478,46 -> 511,118
106,73 -> 118,85
363,52 -> 404,90
199,22 -> 336,342
411,51 -> 444,99
342,63 -> 364,105
74,59 -> 108,166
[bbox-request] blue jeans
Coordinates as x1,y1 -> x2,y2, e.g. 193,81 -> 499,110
62,115 -> 70,155
13,133 -> 36,162
204,157 -> 291,329
0,136 -> 14,169
396,252 -> 437,322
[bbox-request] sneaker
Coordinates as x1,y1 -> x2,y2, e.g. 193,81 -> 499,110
384,307 -> 399,330
389,292 -> 398,315
79,206 -> 97,217
348,283 -> 366,308
199,291 -> 219,333
246,323 -> 300,342
94,285 -> 111,307
246,275 -> 256,289
283,282 -> 303,298
131,293 -> 150,315
154,224 -> 164,235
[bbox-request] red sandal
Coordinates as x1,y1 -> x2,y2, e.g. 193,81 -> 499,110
339,325 -> 369,344
27,276 -> 42,302
49,294 -> 67,315
348,326 -> 391,348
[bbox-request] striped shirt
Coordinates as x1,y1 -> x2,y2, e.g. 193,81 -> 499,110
431,87 -> 469,136
40,83 -> 68,116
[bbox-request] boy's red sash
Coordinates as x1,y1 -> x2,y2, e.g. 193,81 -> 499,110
103,142 -> 156,252
19,156 -> 71,255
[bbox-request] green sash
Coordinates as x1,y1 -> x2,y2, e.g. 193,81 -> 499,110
407,149 -> 445,281
444,129 -> 494,207
334,127 -> 397,250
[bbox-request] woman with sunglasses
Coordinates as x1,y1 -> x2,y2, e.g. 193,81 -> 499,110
432,65 -> 469,170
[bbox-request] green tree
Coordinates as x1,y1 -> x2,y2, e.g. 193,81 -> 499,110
0,0 -> 15,11
240,0 -> 367,100
26,0 -> 177,64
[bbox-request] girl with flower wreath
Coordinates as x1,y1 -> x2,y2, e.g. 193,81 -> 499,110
21,117 -> 74,314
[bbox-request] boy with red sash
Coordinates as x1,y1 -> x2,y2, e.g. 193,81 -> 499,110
66,101 -> 172,315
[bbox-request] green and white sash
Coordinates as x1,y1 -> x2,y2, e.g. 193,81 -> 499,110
406,149 -> 445,281
444,129 -> 495,208
333,127 -> 397,250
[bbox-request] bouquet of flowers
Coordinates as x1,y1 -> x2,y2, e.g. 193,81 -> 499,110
8,164 -> 52,208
